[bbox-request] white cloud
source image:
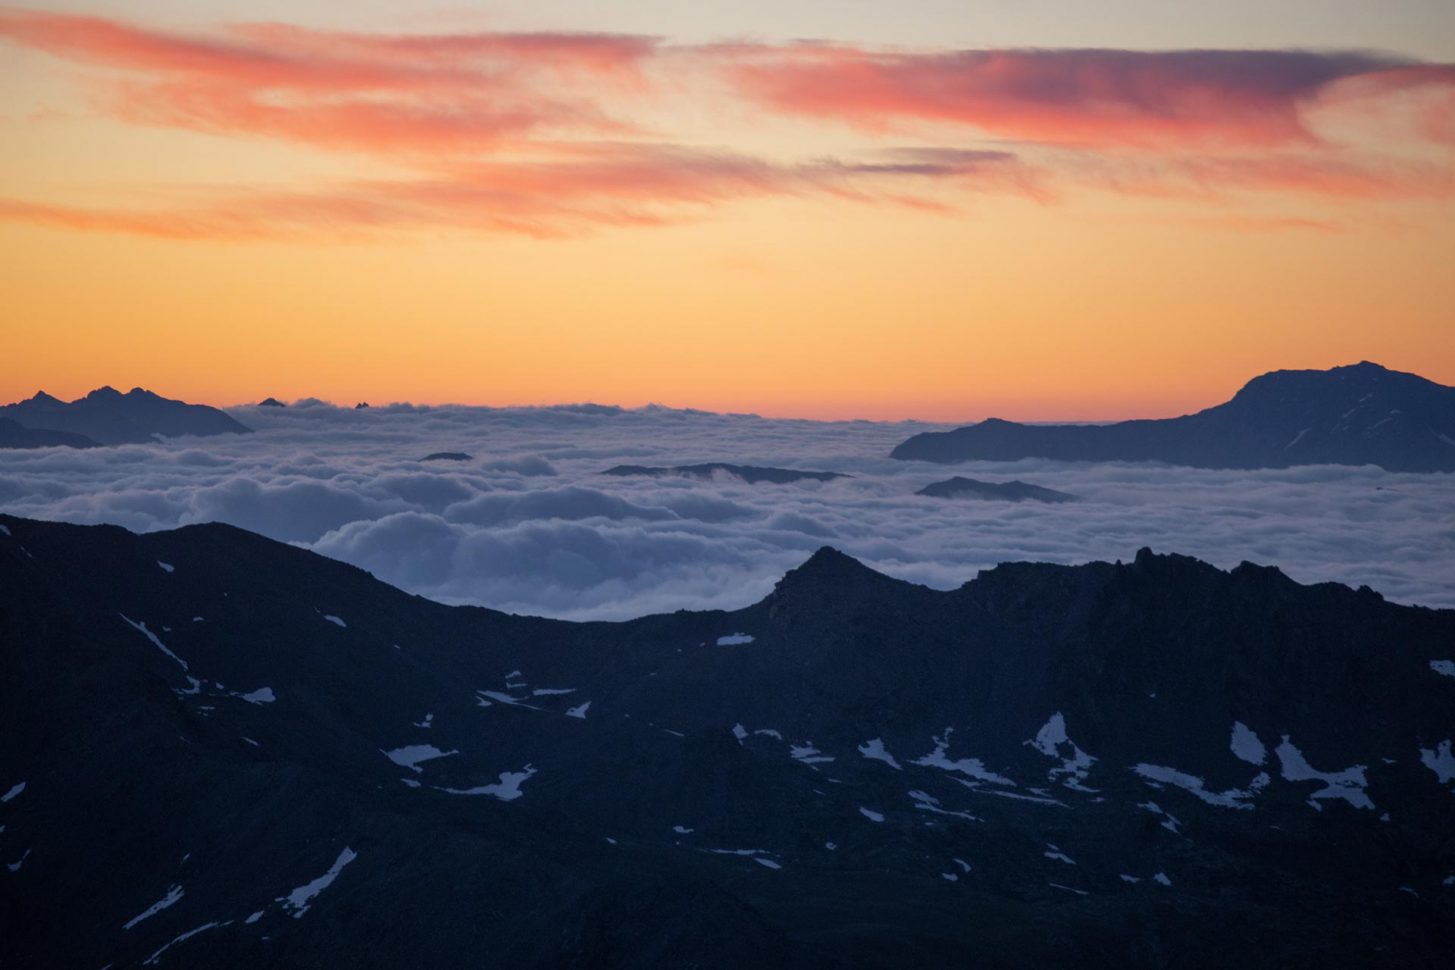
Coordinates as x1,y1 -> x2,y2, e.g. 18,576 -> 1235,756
1,401 -> 1451,619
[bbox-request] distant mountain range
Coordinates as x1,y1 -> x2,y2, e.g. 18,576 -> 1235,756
892,362 -> 1455,472
2,513 -> 1451,968
0,387 -> 251,447
0,416 -> 99,450
603,463 -> 848,484
917,477 -> 1078,503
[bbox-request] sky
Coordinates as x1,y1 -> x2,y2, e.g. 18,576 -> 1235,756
2,1 -> 1453,420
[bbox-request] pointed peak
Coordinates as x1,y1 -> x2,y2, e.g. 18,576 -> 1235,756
26,390 -> 62,405
773,547 -> 896,595
801,546 -> 862,571
84,385 -> 122,401
125,387 -> 160,399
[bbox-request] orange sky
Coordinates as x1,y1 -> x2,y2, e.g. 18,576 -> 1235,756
2,5 -> 1453,420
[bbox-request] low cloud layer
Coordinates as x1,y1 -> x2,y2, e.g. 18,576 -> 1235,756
2,401 -> 1451,619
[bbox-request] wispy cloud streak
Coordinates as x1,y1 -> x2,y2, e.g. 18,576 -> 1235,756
1,9 -> 1451,239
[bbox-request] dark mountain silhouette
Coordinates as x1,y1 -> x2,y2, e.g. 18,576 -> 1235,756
257,397 -> 287,408
0,388 -> 252,446
0,416 -> 99,450
603,463 -> 848,484
420,452 -> 472,462
2,513 -> 1452,968
891,362 -> 1455,472
917,477 -> 1078,502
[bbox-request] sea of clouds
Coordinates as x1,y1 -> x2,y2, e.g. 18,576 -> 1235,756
2,401 -> 1451,619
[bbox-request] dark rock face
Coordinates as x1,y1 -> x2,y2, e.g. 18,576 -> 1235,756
891,362 -> 1455,471
0,388 -> 252,445
917,477 -> 1078,502
603,463 -> 848,484
420,452 -> 472,462
0,416 -> 98,450
1,514 -> 1452,969
257,398 -> 287,408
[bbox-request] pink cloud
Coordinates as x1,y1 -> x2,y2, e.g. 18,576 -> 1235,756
716,45 -> 1443,149
0,9 -> 1450,240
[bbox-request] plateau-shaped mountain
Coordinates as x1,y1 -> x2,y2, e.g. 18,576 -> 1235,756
1,514 -> 1452,968
916,477 -> 1078,502
603,463 -> 847,483
0,387 -> 252,446
891,362 -> 1455,472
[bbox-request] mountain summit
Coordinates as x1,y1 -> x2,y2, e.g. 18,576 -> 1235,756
891,362 -> 1455,471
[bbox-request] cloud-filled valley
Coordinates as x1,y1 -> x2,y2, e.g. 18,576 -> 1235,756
1,401 -> 1450,619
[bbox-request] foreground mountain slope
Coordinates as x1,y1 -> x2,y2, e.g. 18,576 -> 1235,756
891,361 -> 1455,471
0,387 -> 252,445
1,514 -> 1452,968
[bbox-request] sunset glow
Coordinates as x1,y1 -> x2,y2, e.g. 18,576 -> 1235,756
3,2 -> 1453,419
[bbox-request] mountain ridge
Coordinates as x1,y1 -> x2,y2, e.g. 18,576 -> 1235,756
2,513 -> 1452,968
891,361 -> 1455,471
0,386 -> 252,445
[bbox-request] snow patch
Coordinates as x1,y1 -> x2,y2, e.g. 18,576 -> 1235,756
1026,713 -> 1097,792
858,738 -> 902,770
1044,845 -> 1075,865
859,807 -> 885,823
123,884 -> 184,931
914,729 -> 1015,786
1419,740 -> 1455,785
1430,660 -> 1455,679
157,561 -> 174,573
441,766 -> 536,801
1,782 -> 24,803
383,745 -> 458,773
235,687 -> 275,705
1230,722 -> 1268,765
908,789 -> 980,822
1275,737 -> 1374,810
281,847 -> 357,918
716,633 -> 754,646
144,920 -> 230,966
565,701 -> 591,719
790,743 -> 835,765
1132,763 -> 1268,809
322,614 -> 346,628
119,614 -> 189,671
